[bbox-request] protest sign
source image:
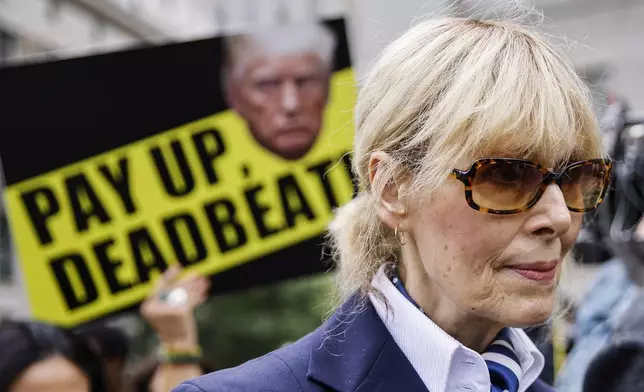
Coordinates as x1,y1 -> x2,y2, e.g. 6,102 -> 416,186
0,19 -> 356,327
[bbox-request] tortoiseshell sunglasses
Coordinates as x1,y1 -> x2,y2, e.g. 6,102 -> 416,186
449,158 -> 613,215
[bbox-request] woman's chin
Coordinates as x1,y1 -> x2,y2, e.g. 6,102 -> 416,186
503,298 -> 555,328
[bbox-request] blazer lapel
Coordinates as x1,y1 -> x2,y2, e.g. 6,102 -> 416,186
307,295 -> 427,392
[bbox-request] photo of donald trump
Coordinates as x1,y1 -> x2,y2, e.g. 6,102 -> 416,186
222,23 -> 337,160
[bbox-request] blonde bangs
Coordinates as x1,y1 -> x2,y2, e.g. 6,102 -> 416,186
397,19 -> 605,197
453,30 -> 603,168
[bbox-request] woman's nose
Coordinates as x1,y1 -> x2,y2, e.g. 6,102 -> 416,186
526,184 -> 572,238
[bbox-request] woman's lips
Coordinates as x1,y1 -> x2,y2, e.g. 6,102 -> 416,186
506,260 -> 558,282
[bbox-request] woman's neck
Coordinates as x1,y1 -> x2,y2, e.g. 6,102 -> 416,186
398,258 -> 504,353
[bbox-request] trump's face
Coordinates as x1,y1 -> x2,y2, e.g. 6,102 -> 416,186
227,52 -> 331,160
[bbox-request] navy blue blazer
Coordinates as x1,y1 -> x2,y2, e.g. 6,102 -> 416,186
173,296 -> 553,392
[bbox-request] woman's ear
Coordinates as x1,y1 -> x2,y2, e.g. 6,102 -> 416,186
369,152 -> 408,230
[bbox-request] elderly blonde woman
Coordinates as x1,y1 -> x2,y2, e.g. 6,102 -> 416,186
174,16 -> 611,392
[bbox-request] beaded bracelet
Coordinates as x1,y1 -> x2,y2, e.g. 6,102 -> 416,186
160,345 -> 203,365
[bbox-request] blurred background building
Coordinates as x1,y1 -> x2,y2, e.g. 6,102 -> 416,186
1,0 -> 643,318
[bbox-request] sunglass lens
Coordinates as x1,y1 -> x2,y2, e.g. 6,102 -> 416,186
471,161 -> 544,211
561,162 -> 609,210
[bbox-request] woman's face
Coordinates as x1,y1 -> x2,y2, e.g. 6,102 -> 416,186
10,355 -> 90,392
403,164 -> 582,327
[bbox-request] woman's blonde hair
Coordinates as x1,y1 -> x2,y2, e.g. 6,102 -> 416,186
328,17 -> 605,300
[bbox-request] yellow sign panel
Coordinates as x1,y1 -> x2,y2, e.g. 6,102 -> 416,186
5,69 -> 356,327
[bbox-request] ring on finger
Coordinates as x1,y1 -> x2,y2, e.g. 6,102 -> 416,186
159,287 -> 189,307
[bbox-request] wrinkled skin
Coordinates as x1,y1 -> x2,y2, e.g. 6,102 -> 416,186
372,152 -> 581,351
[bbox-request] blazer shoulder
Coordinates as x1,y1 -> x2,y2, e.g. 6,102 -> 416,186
173,333 -> 317,392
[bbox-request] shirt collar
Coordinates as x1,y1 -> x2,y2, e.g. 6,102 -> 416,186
369,265 -> 545,392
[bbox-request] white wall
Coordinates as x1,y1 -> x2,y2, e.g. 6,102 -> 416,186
348,0 -> 452,76
0,0 -> 352,62
0,0 -> 222,62
213,0 -> 347,34
539,0 -> 644,109
92,0 -> 217,40
347,0 -> 644,109
0,0 -> 138,59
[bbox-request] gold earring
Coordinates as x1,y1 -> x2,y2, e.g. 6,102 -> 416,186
395,225 -> 406,246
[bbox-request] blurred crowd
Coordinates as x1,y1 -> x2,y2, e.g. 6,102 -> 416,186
552,98 -> 644,391
0,266 -> 214,392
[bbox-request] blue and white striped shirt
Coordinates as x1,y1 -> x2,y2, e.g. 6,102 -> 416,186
369,265 -> 544,392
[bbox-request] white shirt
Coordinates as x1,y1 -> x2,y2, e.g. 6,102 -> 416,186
369,265 -> 545,392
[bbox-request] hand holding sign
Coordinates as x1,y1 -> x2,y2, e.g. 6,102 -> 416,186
140,266 -> 210,350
